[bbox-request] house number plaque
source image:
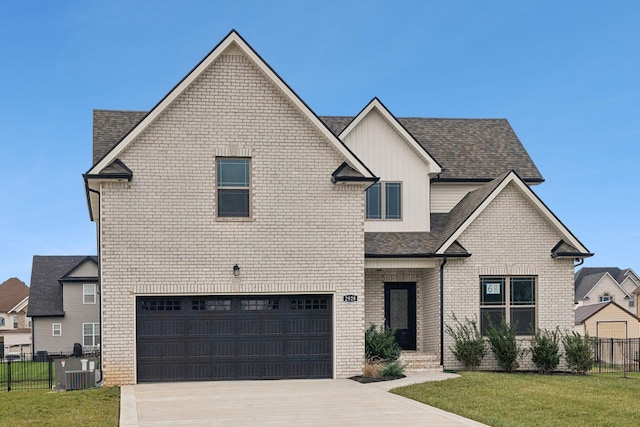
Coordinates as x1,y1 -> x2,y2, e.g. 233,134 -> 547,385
343,295 -> 358,302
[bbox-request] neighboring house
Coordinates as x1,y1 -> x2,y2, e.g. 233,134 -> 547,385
0,278 -> 31,357
575,301 -> 640,339
28,256 -> 99,355
574,267 -> 639,314
84,30 -> 592,386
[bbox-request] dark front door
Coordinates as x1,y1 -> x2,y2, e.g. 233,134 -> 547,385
384,283 -> 416,350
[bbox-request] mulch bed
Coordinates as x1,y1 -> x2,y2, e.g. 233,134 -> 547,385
349,374 -> 406,384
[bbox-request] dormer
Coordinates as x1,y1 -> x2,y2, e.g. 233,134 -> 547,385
339,98 -> 441,232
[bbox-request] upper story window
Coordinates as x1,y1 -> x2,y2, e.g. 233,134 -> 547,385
26,317 -> 32,328
52,323 -> 62,336
0,317 -> 5,327
13,316 -> 18,328
629,298 -> 635,308
480,276 -> 536,336
216,158 -> 251,218
599,293 -> 612,302
83,284 -> 96,304
366,182 -> 402,220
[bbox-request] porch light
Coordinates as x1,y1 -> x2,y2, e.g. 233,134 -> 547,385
233,264 -> 240,277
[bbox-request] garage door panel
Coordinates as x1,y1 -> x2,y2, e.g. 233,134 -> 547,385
137,295 -> 332,382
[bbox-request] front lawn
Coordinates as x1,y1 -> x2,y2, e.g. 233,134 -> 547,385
392,372 -> 640,427
0,387 -> 119,427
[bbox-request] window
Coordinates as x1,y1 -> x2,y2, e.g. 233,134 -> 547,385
480,276 -> 536,335
216,158 -> 250,217
83,284 -> 96,304
629,298 -> 634,308
52,323 -> 62,336
26,317 -> 32,328
365,182 -> 402,220
13,316 -> 18,329
83,323 -> 100,347
0,317 -> 5,327
599,293 -> 612,302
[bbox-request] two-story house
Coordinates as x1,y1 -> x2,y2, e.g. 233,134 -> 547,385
0,278 -> 31,357
28,256 -> 100,355
575,267 -> 639,313
84,30 -> 592,386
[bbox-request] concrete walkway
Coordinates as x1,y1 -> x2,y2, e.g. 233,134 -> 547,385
120,373 -> 487,426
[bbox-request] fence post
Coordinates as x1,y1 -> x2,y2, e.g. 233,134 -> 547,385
48,356 -> 53,390
7,359 -> 11,392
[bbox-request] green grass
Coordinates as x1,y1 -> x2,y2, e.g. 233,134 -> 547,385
392,372 -> 640,427
0,360 -> 52,390
0,387 -> 120,427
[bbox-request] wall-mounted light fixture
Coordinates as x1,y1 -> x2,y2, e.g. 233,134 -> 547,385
233,264 -> 240,277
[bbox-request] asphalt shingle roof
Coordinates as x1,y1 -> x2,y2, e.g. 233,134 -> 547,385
574,267 -> 634,302
0,278 -> 29,312
28,256 -> 97,317
92,111 -> 543,182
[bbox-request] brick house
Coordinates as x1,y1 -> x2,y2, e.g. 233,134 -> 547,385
84,30 -> 592,385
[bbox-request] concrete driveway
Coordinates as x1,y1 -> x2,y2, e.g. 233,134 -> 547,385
120,373 -> 487,426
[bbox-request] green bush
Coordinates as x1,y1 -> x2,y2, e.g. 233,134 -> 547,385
379,360 -> 406,377
530,328 -> 561,374
563,331 -> 594,374
445,313 -> 486,370
485,318 -> 526,372
365,324 -> 401,363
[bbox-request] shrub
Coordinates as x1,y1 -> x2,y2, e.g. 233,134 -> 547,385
379,360 -> 405,377
530,328 -> 561,374
485,318 -> 526,372
365,324 -> 401,363
563,331 -> 594,374
445,313 -> 486,370
362,361 -> 381,378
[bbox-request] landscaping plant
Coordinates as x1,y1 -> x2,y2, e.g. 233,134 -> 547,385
365,324 -> 401,363
530,327 -> 561,374
379,360 -> 405,377
445,313 -> 486,370
562,331 -> 594,374
485,317 -> 526,372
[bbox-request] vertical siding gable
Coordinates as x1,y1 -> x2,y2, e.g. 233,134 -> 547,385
343,109 -> 430,232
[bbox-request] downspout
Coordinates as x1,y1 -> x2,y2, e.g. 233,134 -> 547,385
439,257 -> 447,367
88,187 -> 103,384
574,258 -> 585,268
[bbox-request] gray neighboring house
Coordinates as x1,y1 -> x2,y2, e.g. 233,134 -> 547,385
575,267 -> 639,314
28,256 -> 99,354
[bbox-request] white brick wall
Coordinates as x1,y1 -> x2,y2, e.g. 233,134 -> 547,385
442,183 -> 575,371
99,48 -> 366,385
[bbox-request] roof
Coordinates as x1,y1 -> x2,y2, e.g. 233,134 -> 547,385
92,113 -> 544,186
0,278 -> 29,312
575,301 -> 639,325
322,116 -> 543,183
28,256 -> 97,317
574,267 -> 638,301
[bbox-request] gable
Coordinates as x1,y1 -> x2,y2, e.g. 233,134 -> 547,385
60,257 -> 98,281
436,171 -> 591,257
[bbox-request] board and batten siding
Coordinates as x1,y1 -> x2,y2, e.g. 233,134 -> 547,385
430,183 -> 482,213
342,109 -> 431,232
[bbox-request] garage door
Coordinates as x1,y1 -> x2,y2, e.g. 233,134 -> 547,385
136,295 -> 332,382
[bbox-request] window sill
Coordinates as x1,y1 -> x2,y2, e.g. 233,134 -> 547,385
215,217 -> 255,222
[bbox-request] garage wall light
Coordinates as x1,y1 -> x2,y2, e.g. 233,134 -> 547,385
233,264 -> 240,277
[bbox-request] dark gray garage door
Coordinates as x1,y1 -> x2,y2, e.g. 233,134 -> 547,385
136,295 -> 332,382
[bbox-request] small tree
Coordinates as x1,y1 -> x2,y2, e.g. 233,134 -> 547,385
365,324 -> 401,363
530,328 -> 561,374
445,313 -> 486,370
485,317 -> 526,372
563,331 -> 594,374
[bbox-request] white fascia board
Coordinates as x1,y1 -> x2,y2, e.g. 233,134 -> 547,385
436,171 -> 590,255
339,98 -> 442,175
88,31 -> 374,179
9,296 -> 29,314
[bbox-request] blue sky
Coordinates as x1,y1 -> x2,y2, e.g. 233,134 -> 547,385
1,1 -> 638,284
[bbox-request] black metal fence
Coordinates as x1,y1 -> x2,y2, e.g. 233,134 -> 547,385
0,351 -> 100,392
592,338 -> 640,374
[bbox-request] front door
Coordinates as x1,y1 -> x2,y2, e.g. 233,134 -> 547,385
384,283 -> 416,350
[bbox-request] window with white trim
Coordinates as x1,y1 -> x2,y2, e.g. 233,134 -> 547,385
12,316 -> 18,329
83,283 -> 96,304
366,182 -> 402,220
480,276 -> 536,335
52,323 -> 62,336
0,317 -> 5,327
216,157 -> 251,217
83,323 -> 100,346
599,293 -> 612,302
26,317 -> 32,328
